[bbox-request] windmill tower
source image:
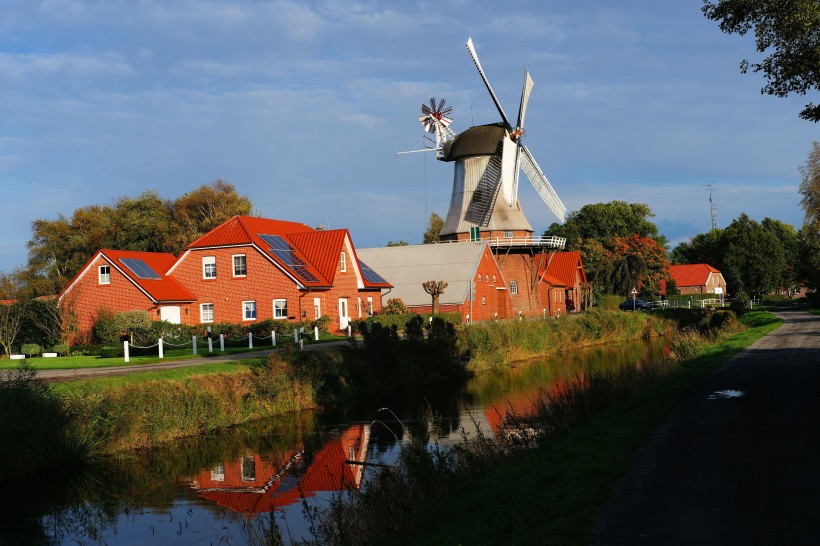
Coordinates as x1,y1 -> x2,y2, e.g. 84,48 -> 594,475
432,37 -> 567,243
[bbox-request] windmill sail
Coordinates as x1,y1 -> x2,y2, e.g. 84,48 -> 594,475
520,145 -> 566,223
465,142 -> 505,226
466,37 -> 512,131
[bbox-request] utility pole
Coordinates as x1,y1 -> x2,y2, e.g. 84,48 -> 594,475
705,181 -> 718,231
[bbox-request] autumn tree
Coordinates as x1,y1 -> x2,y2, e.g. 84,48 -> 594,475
545,201 -> 667,251
702,0 -> 820,122
799,141 -> 820,290
0,302 -> 24,357
423,212 -> 444,244
597,235 -> 671,296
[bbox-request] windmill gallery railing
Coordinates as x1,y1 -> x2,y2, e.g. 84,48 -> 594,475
444,235 -> 566,249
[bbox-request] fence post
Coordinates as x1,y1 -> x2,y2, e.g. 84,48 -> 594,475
314,326 -> 319,341
124,340 -> 129,363
208,335 -> 213,353
293,328 -> 299,343
192,336 -> 197,355
272,331 -> 276,347
158,337 -> 164,359
347,324 -> 352,337
249,332 -> 253,349
220,333 -> 224,352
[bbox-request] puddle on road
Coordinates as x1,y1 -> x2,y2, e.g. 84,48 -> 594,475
707,389 -> 745,400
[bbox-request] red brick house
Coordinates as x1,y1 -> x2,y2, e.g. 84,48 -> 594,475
495,250 -> 568,318
59,216 -> 391,341
543,251 -> 590,312
669,263 -> 727,297
357,242 -> 512,322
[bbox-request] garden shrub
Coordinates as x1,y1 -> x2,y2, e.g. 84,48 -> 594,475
730,291 -> 750,316
51,343 -> 70,356
21,343 -> 42,357
100,346 -> 122,358
596,294 -> 622,311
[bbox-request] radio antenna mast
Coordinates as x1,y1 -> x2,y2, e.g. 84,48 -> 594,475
705,182 -> 717,231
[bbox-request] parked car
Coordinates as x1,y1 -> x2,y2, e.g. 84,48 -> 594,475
619,298 -> 652,311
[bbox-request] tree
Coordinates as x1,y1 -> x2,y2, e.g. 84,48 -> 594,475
422,281 -> 448,314
0,302 -> 24,357
423,212 -> 444,244
597,235 -> 671,296
721,213 -> 785,294
669,229 -> 725,268
702,0 -> 820,122
545,201 -> 667,250
761,217 -> 801,294
168,180 -> 253,253
799,141 -> 820,289
386,240 -> 409,247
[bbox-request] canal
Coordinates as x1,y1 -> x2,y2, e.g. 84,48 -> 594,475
0,338 -> 667,545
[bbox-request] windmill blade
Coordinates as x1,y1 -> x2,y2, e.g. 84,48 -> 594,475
511,143 -> 522,207
516,69 -> 534,132
466,37 -> 512,131
465,141 -> 505,226
520,145 -> 567,223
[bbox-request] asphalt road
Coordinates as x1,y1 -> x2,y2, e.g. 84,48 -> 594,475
592,307 -> 820,545
25,339 -> 354,382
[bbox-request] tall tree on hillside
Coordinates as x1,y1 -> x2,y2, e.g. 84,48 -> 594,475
702,0 -> 820,122
423,212 -> 444,244
721,214 -> 785,294
168,180 -> 253,253
799,141 -> 820,289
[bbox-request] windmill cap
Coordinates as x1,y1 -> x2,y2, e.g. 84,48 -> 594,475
440,123 -> 507,162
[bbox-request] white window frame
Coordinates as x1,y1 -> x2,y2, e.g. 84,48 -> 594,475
273,299 -> 288,319
504,230 -> 513,238
340,251 -> 347,272
232,254 -> 247,277
203,256 -> 216,279
481,296 -> 486,305
510,280 -> 518,295
367,297 -> 373,316
313,297 -> 321,319
200,303 -> 214,323
243,300 -> 256,321
99,265 -> 111,285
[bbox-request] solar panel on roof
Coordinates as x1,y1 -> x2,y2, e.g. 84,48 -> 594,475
119,257 -> 162,280
258,233 -> 320,283
359,261 -> 388,284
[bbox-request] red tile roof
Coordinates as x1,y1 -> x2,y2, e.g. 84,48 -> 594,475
545,251 -> 587,286
289,229 -> 348,284
669,263 -> 721,288
102,249 -> 196,302
187,216 -> 315,248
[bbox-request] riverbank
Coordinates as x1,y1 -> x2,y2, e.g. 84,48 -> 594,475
0,310 -> 668,482
309,310 -> 783,546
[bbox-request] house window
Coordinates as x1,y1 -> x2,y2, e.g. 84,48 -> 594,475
211,463 -> 225,482
492,275 -> 496,283
481,296 -> 486,305
340,252 -> 347,272
241,456 -> 256,482
485,275 -> 489,282
367,297 -> 373,316
233,254 -> 246,277
203,256 -> 216,279
504,230 -> 513,238
477,274 -> 482,282
200,303 -> 214,323
243,301 -> 256,320
99,265 -> 110,285
314,297 -> 321,319
470,226 -> 481,241
511,280 -> 518,295
273,299 -> 287,319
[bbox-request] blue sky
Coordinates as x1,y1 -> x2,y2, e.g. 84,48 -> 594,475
1,0 -> 816,273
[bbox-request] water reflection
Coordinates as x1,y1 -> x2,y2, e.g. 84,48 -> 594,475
0,338 -> 666,544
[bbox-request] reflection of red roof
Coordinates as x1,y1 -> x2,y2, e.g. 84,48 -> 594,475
484,376 -> 578,434
188,425 -> 370,515
545,251 -> 587,286
669,263 -> 721,287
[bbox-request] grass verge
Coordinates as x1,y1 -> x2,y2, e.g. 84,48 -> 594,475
311,310 -> 782,546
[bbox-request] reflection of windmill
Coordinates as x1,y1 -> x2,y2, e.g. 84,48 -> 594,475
438,37 -> 567,242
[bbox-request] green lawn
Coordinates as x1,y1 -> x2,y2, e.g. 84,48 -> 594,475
2,334 -> 349,370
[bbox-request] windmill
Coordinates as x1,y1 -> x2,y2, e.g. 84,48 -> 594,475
419,98 -> 455,157
436,37 -> 567,241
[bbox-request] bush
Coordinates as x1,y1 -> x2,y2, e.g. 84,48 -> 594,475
596,294 -> 623,311
730,291 -> 750,316
51,343 -> 70,356
100,346 -> 122,358
381,298 -> 408,315
21,343 -> 42,357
